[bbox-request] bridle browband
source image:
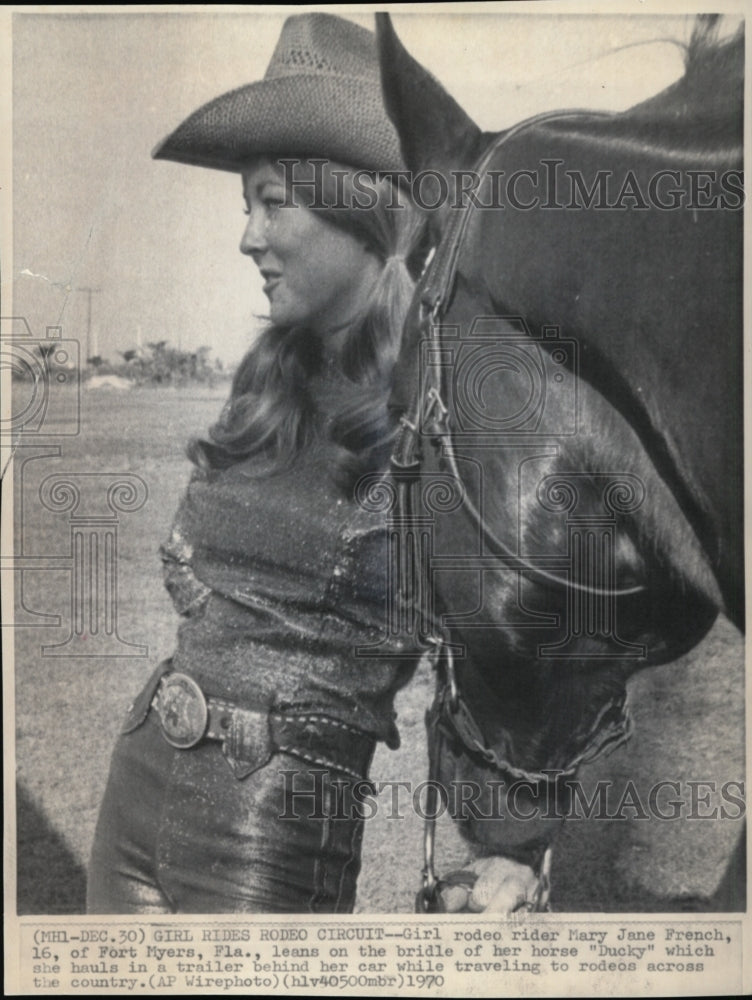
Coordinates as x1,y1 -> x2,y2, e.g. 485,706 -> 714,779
392,108 -> 642,914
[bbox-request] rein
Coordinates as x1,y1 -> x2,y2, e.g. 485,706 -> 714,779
395,108 -> 642,914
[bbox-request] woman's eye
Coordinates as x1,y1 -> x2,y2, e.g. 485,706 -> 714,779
263,197 -> 283,212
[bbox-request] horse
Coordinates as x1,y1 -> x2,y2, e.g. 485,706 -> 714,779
372,13 -> 744,912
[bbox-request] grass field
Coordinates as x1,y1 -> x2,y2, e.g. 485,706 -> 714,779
13,387 -> 746,914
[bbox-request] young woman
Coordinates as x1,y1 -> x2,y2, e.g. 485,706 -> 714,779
86,13 -> 424,914
87,13 -> 542,917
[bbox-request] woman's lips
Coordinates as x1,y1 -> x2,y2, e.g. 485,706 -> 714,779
260,270 -> 281,296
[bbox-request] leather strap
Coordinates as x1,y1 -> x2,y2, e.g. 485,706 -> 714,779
419,109 -> 615,317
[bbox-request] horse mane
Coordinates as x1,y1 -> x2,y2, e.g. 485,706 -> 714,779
625,14 -> 743,140
528,16 -> 744,166
685,13 -> 744,80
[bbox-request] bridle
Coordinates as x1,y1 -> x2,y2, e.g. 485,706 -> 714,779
393,108 -> 646,602
390,108 -> 640,912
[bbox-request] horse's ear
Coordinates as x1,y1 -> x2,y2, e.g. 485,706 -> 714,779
376,12 -> 482,175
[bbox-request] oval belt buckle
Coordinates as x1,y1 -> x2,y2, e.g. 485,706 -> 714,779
157,673 -> 208,749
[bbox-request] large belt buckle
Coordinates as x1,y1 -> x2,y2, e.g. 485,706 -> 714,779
157,673 -> 208,749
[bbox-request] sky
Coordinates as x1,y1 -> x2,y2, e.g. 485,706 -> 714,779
6,4 -> 736,366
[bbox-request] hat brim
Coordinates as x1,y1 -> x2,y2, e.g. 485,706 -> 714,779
153,75 -> 406,175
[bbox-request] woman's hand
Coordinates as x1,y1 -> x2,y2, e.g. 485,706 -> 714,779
440,856 -> 540,914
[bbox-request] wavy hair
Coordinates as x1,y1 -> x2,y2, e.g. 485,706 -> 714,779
188,159 -> 424,492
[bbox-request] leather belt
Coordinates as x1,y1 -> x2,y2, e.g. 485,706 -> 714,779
152,672 -> 375,782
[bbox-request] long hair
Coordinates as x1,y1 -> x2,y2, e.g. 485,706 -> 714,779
188,159 -> 423,492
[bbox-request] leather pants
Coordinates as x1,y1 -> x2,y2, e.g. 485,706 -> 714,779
87,708 -> 369,914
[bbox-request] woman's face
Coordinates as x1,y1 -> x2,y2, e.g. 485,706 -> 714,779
240,162 -> 381,337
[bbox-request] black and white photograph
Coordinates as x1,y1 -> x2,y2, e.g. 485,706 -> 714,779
3,3 -> 748,995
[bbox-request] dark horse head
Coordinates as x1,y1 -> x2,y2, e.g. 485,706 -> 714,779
376,15 -> 743,867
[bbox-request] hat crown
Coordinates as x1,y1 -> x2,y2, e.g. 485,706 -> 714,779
264,13 -> 379,81
153,13 -> 406,175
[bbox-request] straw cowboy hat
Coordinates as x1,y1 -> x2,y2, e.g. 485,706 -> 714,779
153,13 -> 406,174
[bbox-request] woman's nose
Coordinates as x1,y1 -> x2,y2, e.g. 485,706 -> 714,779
239,213 -> 267,257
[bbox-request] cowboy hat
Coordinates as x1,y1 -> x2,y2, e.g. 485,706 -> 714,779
153,13 -> 405,174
